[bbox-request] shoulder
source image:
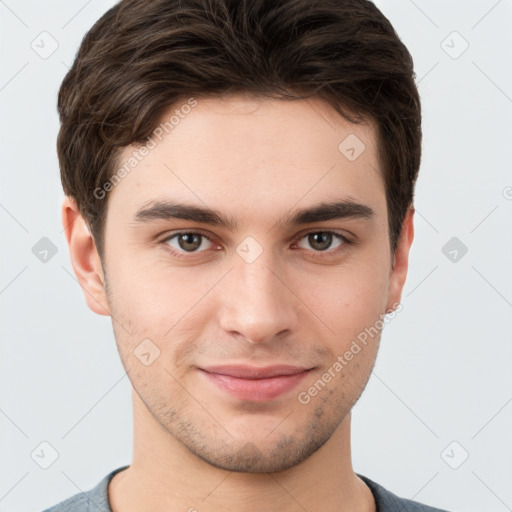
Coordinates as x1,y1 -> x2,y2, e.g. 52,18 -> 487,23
41,466 -> 129,512
357,474 -> 453,512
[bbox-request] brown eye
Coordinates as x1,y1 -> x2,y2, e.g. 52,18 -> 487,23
296,231 -> 346,253
165,232 -> 213,253
178,233 -> 202,251
309,232 -> 332,251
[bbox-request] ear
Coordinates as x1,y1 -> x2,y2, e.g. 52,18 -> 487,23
61,196 -> 110,316
386,206 -> 414,313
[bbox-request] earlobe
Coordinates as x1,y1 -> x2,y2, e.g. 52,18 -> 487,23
61,196 -> 111,316
386,206 -> 415,313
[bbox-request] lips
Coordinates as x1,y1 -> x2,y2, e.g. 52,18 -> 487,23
202,364 -> 310,379
198,364 -> 313,402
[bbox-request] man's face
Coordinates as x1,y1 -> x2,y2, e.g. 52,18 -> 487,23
96,95 -> 407,472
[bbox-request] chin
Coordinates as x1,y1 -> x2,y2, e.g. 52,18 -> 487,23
178,423 -> 333,474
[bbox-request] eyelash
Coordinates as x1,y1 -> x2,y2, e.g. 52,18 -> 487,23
160,230 -> 352,260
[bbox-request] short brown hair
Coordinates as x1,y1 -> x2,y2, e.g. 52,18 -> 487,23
57,0 -> 421,257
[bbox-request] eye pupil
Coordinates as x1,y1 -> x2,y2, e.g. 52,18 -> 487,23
309,232 -> 332,251
179,233 -> 202,251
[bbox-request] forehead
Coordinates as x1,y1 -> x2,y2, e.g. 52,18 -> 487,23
152,94 -> 379,167
108,94 -> 385,225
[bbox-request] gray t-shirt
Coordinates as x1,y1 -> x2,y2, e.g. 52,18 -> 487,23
42,466 -> 452,511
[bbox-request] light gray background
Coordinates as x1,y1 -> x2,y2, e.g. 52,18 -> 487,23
1,1 -> 511,511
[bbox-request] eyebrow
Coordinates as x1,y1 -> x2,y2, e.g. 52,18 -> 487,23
133,199 -> 375,230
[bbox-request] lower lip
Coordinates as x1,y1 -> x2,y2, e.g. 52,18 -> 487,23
199,369 -> 312,402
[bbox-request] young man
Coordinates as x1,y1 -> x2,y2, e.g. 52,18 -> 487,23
45,0 -> 452,510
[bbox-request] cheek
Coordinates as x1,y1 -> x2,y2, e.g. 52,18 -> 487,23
300,259 -> 390,340
105,257 -> 220,375
105,247 -> 213,324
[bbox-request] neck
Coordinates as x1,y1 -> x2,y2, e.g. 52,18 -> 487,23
108,389 -> 375,512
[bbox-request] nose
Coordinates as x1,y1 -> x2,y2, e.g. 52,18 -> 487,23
218,253 -> 299,345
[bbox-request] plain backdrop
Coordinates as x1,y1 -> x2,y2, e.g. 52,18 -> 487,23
1,1 -> 511,511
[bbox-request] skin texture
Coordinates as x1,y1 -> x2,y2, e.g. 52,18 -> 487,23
63,94 -> 414,512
